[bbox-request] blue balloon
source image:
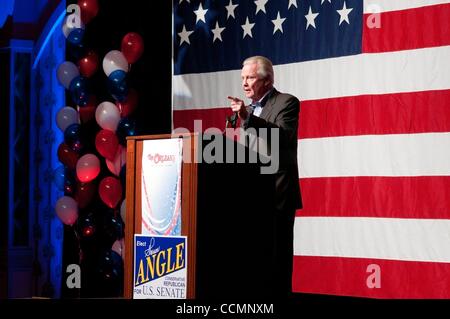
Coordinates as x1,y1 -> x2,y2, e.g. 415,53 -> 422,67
107,70 -> 128,101
97,249 -> 123,291
102,214 -> 124,243
64,123 -> 81,148
64,173 -> 76,195
52,166 -> 76,194
67,28 -> 85,45
67,41 -> 86,60
69,75 -> 89,106
116,117 -> 136,145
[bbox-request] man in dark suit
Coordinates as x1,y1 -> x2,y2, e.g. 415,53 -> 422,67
228,56 -> 302,297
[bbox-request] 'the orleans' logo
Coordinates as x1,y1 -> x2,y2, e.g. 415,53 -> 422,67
147,153 -> 176,164
135,240 -> 185,286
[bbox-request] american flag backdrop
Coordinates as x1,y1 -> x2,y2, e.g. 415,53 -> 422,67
172,0 -> 450,298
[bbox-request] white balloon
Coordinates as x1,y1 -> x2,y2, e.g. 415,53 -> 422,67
102,50 -> 129,77
120,198 -> 126,222
95,101 -> 121,131
57,61 -> 80,89
76,153 -> 101,183
56,106 -> 79,132
55,196 -> 78,225
62,15 -> 85,38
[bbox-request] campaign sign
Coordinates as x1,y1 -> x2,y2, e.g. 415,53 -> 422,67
133,235 -> 187,299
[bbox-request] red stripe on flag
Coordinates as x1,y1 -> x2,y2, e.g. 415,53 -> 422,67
293,255 -> 450,298
296,176 -> 450,219
173,107 -> 232,132
363,4 -> 450,53
299,90 -> 450,139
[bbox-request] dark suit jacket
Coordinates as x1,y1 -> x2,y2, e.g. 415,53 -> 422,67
243,88 -> 302,211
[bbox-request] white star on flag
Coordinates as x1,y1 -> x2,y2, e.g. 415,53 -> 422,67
272,12 -> 286,34
178,25 -> 194,45
305,6 -> 319,30
179,0 -> 190,4
225,0 -> 238,19
321,0 -> 332,4
211,21 -> 225,42
241,17 -> 255,38
337,2 -> 353,25
254,0 -> 268,15
194,3 -> 208,24
288,0 -> 297,9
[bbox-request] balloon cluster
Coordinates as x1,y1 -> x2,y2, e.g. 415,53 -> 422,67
54,1 -> 144,295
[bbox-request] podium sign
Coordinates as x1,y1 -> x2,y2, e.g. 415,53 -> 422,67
141,139 -> 183,235
133,235 -> 187,299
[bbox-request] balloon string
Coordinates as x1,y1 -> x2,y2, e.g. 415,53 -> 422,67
74,229 -> 82,263
73,227 -> 82,298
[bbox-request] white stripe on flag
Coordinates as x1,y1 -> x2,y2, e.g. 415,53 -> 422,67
364,0 -> 450,13
294,216 -> 450,263
298,133 -> 450,178
173,46 -> 450,109
173,68 -> 241,110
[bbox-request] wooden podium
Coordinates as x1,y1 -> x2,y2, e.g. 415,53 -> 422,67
124,133 -> 276,299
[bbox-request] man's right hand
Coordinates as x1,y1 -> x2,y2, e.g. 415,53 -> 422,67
227,96 -> 249,121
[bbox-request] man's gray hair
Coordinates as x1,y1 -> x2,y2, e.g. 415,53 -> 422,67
243,56 -> 274,85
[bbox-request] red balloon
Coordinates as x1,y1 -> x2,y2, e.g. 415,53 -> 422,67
57,142 -> 79,169
121,32 -> 144,64
117,88 -> 138,118
95,129 -> 119,160
78,50 -> 98,78
78,0 -> 99,24
106,145 -> 126,176
75,181 -> 97,209
99,176 -> 123,209
78,96 -> 96,123
78,105 -> 95,123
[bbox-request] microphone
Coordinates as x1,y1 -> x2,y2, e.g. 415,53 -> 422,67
225,96 -> 245,129
230,112 -> 238,123
226,112 -> 238,129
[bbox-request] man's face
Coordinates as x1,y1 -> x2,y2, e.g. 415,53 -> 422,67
241,62 -> 269,102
